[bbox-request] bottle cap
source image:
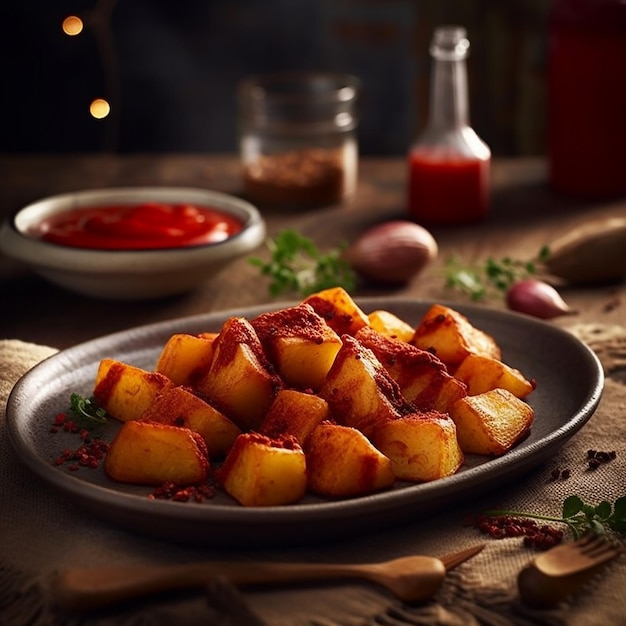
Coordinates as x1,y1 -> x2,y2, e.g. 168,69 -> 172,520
430,26 -> 470,61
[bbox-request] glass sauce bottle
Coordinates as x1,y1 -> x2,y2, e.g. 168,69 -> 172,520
408,26 -> 490,225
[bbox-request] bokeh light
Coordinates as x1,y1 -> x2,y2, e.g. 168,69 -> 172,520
90,99 -> 111,119
62,16 -> 83,36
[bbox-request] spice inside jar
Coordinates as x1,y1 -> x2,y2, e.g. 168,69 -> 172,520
238,72 -> 359,210
243,146 -> 353,209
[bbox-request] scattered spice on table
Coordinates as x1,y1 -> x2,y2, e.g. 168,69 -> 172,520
587,449 -> 617,470
467,514 -> 564,550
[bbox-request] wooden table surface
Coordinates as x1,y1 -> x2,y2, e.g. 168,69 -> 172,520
1,153 -> 625,348
2,153 -> 626,626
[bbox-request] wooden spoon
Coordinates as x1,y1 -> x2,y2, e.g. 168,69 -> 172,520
50,543 -> 484,612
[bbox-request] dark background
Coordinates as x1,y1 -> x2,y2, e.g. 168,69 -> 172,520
0,0 -> 549,156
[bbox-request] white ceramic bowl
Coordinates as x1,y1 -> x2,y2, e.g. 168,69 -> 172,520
0,187 -> 266,300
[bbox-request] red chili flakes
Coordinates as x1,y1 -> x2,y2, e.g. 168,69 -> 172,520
148,481 -> 217,503
50,412 -> 109,471
467,514 -> 564,550
53,440 -> 110,470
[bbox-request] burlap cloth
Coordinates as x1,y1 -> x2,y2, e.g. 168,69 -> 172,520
2,323 -> 626,626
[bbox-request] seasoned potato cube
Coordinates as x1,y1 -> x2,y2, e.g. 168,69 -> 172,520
453,354 -> 535,399
215,433 -> 307,507
104,420 -> 209,485
449,388 -> 534,456
373,412 -> 463,482
251,303 -> 342,392
301,286 -> 369,336
411,304 -> 501,367
367,310 -> 415,342
319,335 -> 412,438
93,359 -> 173,423
305,422 -> 395,497
356,326 -> 467,414
259,388 -> 329,445
196,317 -> 282,431
141,386 -> 241,457
155,333 -> 216,387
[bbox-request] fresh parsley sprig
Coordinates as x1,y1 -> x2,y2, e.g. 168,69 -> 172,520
486,494 -> 626,539
249,229 -> 357,297
69,393 -> 107,426
444,245 -> 551,301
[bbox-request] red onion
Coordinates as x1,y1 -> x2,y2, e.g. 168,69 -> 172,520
506,279 -> 573,319
344,221 -> 438,285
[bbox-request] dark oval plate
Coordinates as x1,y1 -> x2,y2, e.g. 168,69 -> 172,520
6,298 -> 604,547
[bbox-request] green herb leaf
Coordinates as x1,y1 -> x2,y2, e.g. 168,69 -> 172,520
249,229 -> 357,297
485,493 -> 626,540
69,393 -> 107,426
444,246 -> 550,301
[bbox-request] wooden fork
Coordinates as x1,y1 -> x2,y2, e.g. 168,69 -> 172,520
517,533 -> 622,608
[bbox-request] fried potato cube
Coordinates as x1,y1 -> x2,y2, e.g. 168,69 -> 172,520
141,386 -> 241,458
372,412 -> 463,482
367,310 -> 415,342
104,420 -> 209,485
93,358 -> 173,423
453,354 -> 535,399
215,433 -> 307,507
319,334 -> 412,438
301,286 -> 369,336
411,304 -> 501,367
251,303 -> 342,392
449,388 -> 534,456
155,333 -> 216,387
355,326 -> 467,414
259,388 -> 329,445
305,422 -> 395,497
196,317 -> 282,431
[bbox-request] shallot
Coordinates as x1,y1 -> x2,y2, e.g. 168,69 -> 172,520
506,279 -> 573,319
344,220 -> 438,285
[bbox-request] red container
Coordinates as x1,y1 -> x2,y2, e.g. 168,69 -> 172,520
548,0 -> 626,198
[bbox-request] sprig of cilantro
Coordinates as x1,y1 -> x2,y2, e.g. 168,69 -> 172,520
69,393 -> 107,426
444,245 -> 551,301
486,494 -> 626,539
249,229 -> 357,297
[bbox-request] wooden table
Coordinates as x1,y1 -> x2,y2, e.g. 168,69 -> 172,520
1,153 -> 625,347
2,154 -> 626,626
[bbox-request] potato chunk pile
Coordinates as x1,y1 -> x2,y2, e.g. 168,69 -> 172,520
93,288 -> 536,507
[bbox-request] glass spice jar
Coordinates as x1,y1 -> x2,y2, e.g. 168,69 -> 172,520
407,26 -> 491,225
238,72 -> 359,210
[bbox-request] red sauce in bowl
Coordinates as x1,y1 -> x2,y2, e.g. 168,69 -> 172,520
30,202 -> 244,250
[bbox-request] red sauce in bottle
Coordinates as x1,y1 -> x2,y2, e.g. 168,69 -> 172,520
31,202 -> 244,250
408,149 -> 490,225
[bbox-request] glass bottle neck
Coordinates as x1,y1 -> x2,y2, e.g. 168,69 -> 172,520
425,26 -> 471,132
428,55 -> 469,131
